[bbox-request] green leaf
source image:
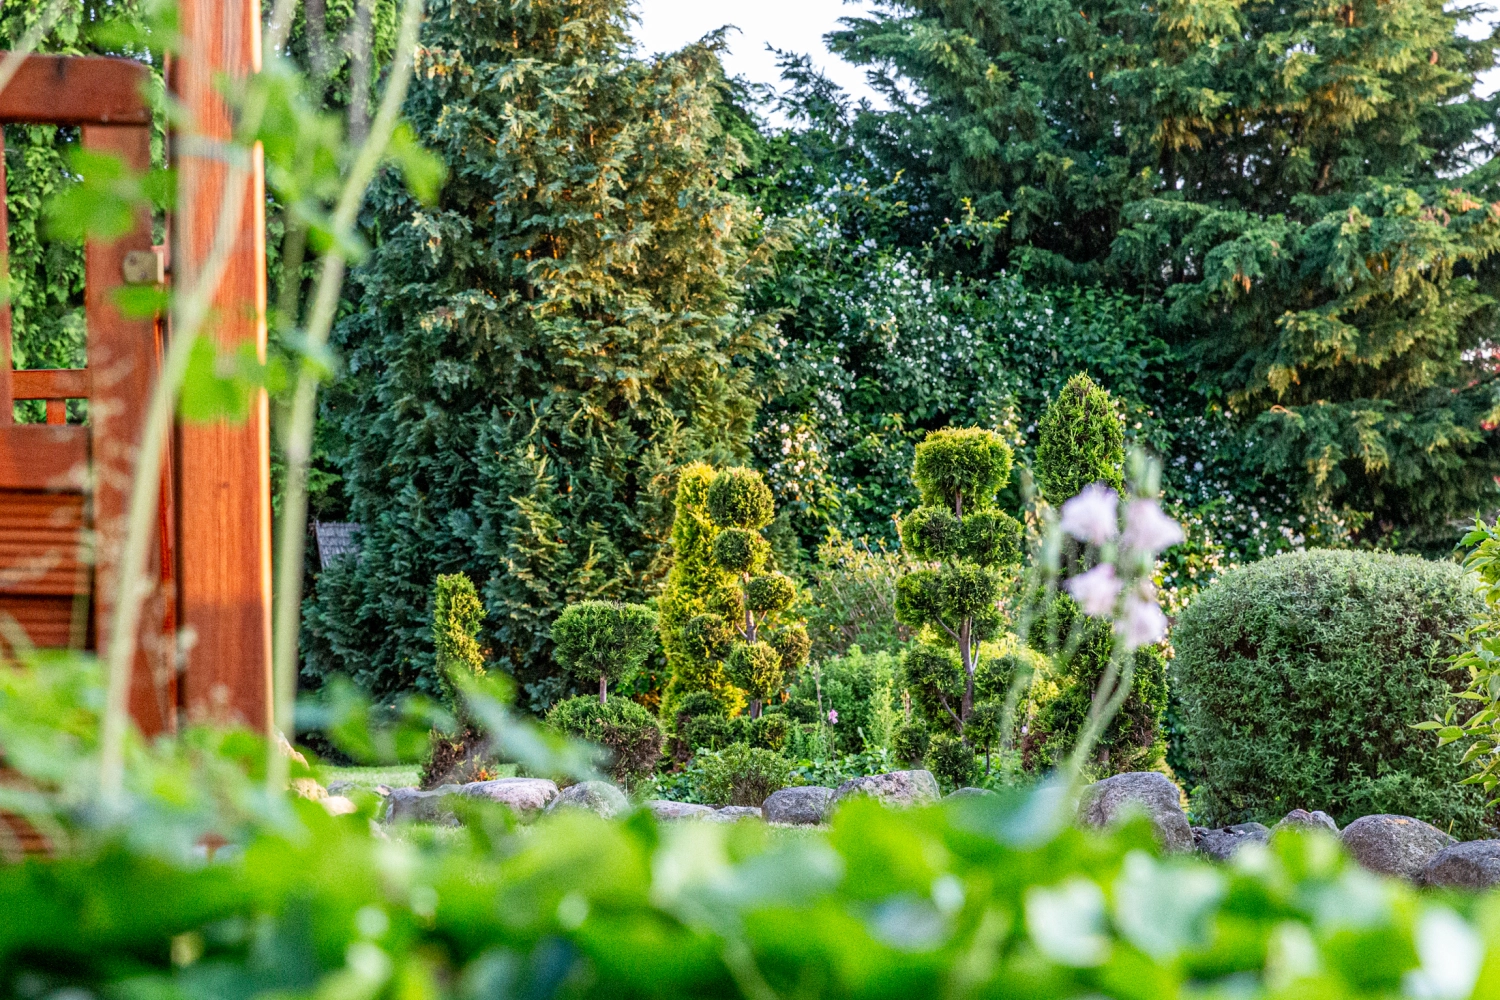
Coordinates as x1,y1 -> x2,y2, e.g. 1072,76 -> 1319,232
386,121 -> 446,206
179,336 -> 288,423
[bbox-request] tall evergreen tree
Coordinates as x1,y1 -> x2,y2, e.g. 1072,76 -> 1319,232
831,0 -> 1500,541
303,0 -> 773,707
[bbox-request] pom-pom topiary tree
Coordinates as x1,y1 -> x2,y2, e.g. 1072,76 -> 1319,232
551,601 -> 659,704
671,466 -> 811,718
895,428 -> 1023,731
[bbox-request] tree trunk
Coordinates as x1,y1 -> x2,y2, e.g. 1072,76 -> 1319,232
959,618 -> 974,725
750,698 -> 761,719
599,674 -> 608,705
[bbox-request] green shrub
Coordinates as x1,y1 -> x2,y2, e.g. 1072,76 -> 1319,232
928,732 -> 977,791
748,714 -> 789,752
679,713 -> 744,753
545,695 -> 665,788
1173,549 -> 1488,836
803,533 -> 912,661
551,601 -> 658,703
1035,372 -> 1124,506
699,742 -> 793,806
785,646 -> 901,752
672,689 -> 731,729
892,720 -> 930,766
1028,594 -> 1167,775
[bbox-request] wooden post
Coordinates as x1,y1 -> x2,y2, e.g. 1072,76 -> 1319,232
173,0 -> 273,732
83,122 -> 176,736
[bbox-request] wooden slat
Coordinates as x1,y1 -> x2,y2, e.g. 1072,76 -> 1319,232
13,369 -> 90,401
0,596 -> 75,649
0,426 -> 87,490
0,492 -> 87,601
0,54 -> 150,125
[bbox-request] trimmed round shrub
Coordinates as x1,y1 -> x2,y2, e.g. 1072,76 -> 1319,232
1173,549 -> 1487,837
680,713 -> 745,753
712,527 -> 769,574
892,720 -> 930,766
749,714 -> 789,752
746,572 -> 796,614
545,695 -> 665,788
911,427 -> 1012,511
700,742 -> 792,806
928,732 -> 977,791
707,467 -> 775,529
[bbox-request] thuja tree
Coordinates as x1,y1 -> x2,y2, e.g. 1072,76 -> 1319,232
1036,374 -> 1124,507
552,601 -> 658,705
303,0 -> 772,705
1027,382 -> 1168,774
658,464 -> 743,716
895,428 -> 1023,730
433,573 -> 486,712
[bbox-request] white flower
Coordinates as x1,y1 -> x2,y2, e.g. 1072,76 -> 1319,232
1120,499 -> 1184,555
1060,484 -> 1119,545
1066,564 -> 1122,617
1118,594 -> 1168,649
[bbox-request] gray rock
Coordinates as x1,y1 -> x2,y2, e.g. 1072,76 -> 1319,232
1421,840 -> 1500,890
947,787 -> 998,800
705,806 -> 764,823
1193,823 -> 1270,861
457,777 -> 559,816
1274,809 -> 1339,835
383,785 -> 461,825
647,800 -> 716,821
762,786 -> 833,825
1077,772 -> 1193,853
545,781 -> 629,819
1341,814 -> 1457,880
326,780 -> 358,797
830,770 -> 941,809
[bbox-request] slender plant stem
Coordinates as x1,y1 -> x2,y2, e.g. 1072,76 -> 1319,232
98,161 -> 251,811
266,0 -> 424,794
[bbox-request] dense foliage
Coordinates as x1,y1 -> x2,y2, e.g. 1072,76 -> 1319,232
302,0 -> 774,707
543,695 -> 664,788
1173,550 -> 1488,837
431,572 -> 485,708
1426,517 -> 1500,799
828,0 -> 1500,544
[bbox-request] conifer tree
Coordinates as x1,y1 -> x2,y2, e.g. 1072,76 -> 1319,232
433,573 -> 486,713
831,0 -> 1500,538
662,466 -> 810,718
1035,373 -> 1124,507
303,0 -> 773,703
895,428 -> 1023,730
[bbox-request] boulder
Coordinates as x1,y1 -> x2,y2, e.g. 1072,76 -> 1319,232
647,800 -> 716,821
322,796 -> 358,817
706,806 -> 764,823
1077,772 -> 1193,853
1420,840 -> 1500,890
545,781 -> 629,819
383,785 -> 461,825
762,786 -> 833,825
325,780 -> 358,797
1274,809 -> 1339,835
830,770 -> 941,809
1192,823 -> 1269,861
947,787 -> 998,799
1341,814 -> 1456,880
458,777 -> 560,816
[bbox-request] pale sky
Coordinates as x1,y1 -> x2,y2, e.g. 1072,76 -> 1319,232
632,0 -> 883,109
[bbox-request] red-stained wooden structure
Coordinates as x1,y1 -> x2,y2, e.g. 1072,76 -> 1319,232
0,0 -> 273,742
